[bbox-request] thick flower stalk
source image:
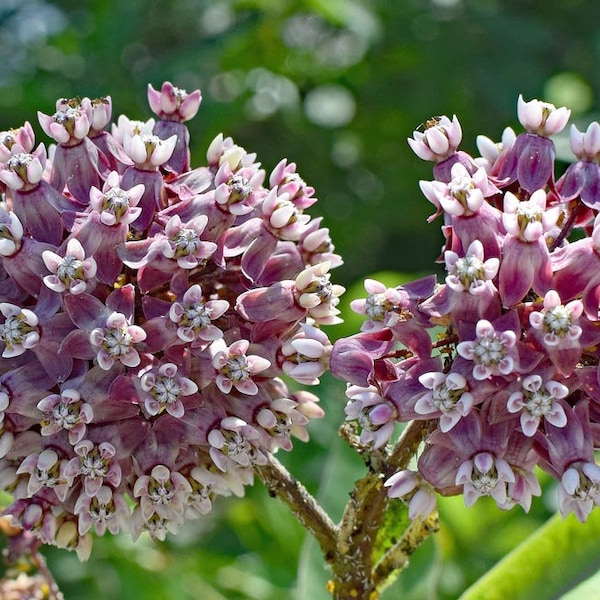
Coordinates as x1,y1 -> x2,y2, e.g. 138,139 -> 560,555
332,94 -> 600,526
0,82 -> 340,559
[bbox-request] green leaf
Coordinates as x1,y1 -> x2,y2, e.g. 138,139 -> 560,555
460,510 -> 600,600
372,498 -> 410,565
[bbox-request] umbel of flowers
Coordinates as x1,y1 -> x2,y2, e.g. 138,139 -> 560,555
0,82 -> 343,558
332,96 -> 600,524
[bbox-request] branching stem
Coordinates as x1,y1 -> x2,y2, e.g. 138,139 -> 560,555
256,419 -> 436,599
255,453 -> 338,561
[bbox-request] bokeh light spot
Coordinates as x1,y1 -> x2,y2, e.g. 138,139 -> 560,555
544,72 -> 593,115
304,85 -> 355,128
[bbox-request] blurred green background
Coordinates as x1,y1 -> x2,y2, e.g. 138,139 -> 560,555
2,0 -> 600,597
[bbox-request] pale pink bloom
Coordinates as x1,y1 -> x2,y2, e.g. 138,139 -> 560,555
350,277 -> 434,344
529,290 -> 583,347
168,284 -> 229,344
42,238 -> 97,295
0,208 -> 24,256
408,114 -> 462,162
111,114 -> 155,145
0,121 -> 36,162
558,123 -> 600,207
261,188 -> 311,240
499,190 -> 556,306
456,319 -> 517,380
0,146 -> 46,191
37,389 -> 94,444
269,158 -> 317,209
295,262 -> 345,325
186,466 -> 232,518
206,133 -> 257,171
502,189 -> 560,242
38,98 -> 92,145
64,440 -> 122,498
75,485 -> 130,536
133,464 -> 192,521
5,500 -> 46,536
88,96 -> 112,133
122,132 -> 177,169
130,508 -> 181,542
89,311 -> 147,370
415,372 -> 474,432
290,390 -> 325,440
455,452 -> 516,507
558,462 -> 600,522
385,470 -> 437,520
214,161 -> 266,216
160,214 -> 217,269
502,468 -> 542,513
517,95 -> 570,136
256,398 -> 309,452
507,374 -> 568,436
281,323 -> 332,385
16,449 -> 71,502
344,384 -> 396,449
88,170 -> 144,226
0,303 -> 40,358
569,121 -> 600,160
147,82 -> 202,122
419,163 -> 496,217
210,338 -> 270,395
349,278 -> 405,328
474,127 -> 516,172
140,362 -> 198,418
445,239 -> 499,295
208,416 -> 266,471
298,217 -> 342,267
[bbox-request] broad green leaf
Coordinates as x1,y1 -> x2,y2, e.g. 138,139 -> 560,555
460,510 -> 600,600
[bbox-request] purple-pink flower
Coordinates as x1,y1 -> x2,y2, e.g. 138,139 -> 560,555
139,362 -> 198,418
408,115 -> 462,162
507,374 -> 568,436
89,311 -> 147,370
331,92 -> 600,524
42,238 -> 97,295
168,284 -> 229,344
210,338 -> 270,396
456,318 -> 517,380
147,82 -> 202,123
0,82 -> 341,556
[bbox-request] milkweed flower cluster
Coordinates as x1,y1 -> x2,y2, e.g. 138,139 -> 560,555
332,95 -> 600,523
0,82 -> 342,558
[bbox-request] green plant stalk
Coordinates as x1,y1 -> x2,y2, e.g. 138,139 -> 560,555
372,509 -> 439,592
460,509 -> 600,600
255,453 -> 339,562
257,420 -> 437,599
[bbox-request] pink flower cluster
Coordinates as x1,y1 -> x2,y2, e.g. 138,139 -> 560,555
332,95 -> 600,523
0,81 -> 341,557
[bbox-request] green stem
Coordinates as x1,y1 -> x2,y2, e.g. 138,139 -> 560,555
372,509 -> 439,592
31,547 -> 65,600
330,420 -> 435,599
255,453 -> 338,562
256,419 -> 436,599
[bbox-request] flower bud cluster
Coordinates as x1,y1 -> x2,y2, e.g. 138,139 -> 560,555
332,95 -> 600,523
0,82 -> 341,557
